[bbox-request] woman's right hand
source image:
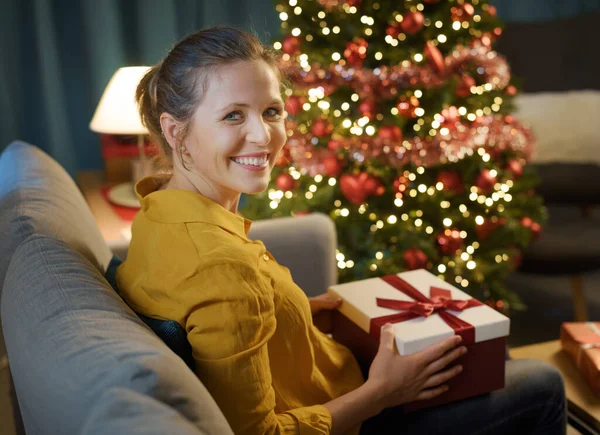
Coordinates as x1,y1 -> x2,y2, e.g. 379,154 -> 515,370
366,323 -> 467,410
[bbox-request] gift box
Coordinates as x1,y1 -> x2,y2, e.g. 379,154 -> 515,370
561,322 -> 600,395
328,269 -> 510,411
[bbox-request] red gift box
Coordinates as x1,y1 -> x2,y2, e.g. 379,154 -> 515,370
328,269 -> 510,411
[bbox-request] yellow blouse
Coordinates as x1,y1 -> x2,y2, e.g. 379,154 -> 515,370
116,175 -> 364,435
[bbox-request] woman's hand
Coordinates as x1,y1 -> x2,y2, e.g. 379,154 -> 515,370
309,293 -> 342,334
365,323 -> 467,410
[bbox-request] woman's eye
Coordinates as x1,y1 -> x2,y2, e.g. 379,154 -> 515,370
224,111 -> 242,121
264,107 -> 283,118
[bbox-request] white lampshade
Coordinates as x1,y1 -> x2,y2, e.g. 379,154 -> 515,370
90,66 -> 150,134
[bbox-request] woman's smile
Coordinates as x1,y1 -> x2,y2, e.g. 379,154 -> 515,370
229,152 -> 271,171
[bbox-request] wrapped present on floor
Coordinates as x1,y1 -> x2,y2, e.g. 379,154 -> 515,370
561,322 -> 600,395
328,269 -> 510,411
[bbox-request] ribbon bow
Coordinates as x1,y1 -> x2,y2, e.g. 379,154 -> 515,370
369,275 -> 483,345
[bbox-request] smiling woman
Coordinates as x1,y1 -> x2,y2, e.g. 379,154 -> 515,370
116,26 -> 367,435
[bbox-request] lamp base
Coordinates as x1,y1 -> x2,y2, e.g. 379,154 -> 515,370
107,182 -> 141,209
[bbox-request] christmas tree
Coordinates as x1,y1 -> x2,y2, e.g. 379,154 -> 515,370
241,0 -> 546,311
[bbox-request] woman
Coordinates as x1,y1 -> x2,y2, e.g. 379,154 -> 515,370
117,26 -> 566,435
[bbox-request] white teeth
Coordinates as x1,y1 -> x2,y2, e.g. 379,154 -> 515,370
232,155 -> 268,166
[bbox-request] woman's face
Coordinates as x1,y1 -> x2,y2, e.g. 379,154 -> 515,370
182,60 -> 287,197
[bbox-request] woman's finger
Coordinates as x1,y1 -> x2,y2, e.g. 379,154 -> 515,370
309,295 -> 342,314
378,323 -> 396,354
416,384 -> 449,401
422,364 -> 463,389
415,335 -> 462,367
424,345 -> 467,376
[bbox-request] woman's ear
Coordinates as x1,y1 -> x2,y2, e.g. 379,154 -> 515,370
159,112 -> 181,152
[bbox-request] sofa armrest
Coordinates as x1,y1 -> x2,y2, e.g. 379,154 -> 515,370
248,213 -> 338,297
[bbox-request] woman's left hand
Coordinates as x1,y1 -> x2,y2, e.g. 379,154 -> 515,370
309,293 -> 342,334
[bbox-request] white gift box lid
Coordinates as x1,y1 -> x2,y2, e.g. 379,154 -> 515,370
328,269 -> 510,355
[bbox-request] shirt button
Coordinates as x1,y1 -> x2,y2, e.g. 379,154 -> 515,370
263,253 -> 269,261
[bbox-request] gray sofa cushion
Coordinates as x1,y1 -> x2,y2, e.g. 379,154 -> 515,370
1,234 -> 233,435
0,141 -> 112,292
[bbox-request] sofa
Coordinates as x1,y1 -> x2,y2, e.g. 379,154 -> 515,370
0,141 -> 339,435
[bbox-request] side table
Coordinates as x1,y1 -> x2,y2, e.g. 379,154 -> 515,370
511,340 -> 600,434
76,170 -> 133,247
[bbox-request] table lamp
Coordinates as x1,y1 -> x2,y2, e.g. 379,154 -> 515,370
90,66 -> 151,208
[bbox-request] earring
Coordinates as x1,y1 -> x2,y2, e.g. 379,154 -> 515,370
180,145 -> 186,153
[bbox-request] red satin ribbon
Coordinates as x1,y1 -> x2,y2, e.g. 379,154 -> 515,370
369,275 -> 483,345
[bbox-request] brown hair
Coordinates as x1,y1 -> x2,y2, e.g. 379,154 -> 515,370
136,26 -> 283,171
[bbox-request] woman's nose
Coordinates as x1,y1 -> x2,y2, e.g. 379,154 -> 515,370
247,116 -> 271,146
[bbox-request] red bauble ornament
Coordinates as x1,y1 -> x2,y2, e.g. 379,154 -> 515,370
424,41 -> 445,74
396,95 -> 420,118
282,35 -> 301,55
476,217 -> 506,240
474,169 -> 497,193
530,222 -> 542,241
437,171 -> 464,194
359,99 -> 378,120
456,74 -> 476,98
285,96 -> 303,116
437,228 -> 463,256
311,118 -> 330,137
275,173 -> 296,191
386,22 -> 402,38
506,85 -> 517,96
401,11 -> 424,35
403,247 -> 429,270
378,125 -> 403,142
323,156 -> 344,177
506,159 -> 523,179
328,139 -> 342,151
521,217 -> 541,240
452,3 -> 475,22
344,38 -> 368,68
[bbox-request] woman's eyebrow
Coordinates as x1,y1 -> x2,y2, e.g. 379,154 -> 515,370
219,100 -> 283,111
219,102 -> 250,112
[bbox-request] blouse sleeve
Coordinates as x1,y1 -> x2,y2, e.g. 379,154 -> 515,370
180,262 -> 332,435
